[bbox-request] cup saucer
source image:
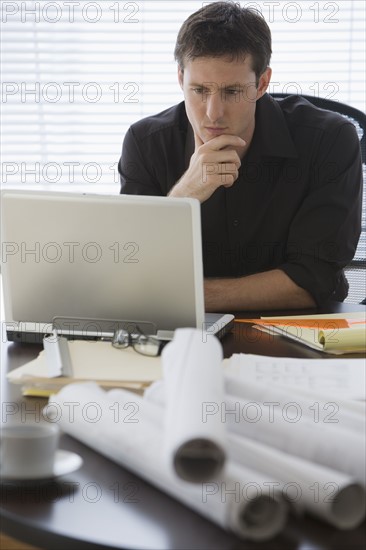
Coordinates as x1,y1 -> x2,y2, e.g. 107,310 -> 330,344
0,449 -> 83,482
53,449 -> 83,477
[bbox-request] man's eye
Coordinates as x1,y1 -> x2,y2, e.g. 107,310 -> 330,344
225,89 -> 240,95
192,88 -> 205,94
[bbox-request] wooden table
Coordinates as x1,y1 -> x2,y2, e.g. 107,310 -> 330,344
1,302 -> 365,549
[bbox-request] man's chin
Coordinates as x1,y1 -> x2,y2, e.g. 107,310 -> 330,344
204,130 -> 228,140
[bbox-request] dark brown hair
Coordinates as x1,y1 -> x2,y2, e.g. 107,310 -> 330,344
174,1 -> 272,84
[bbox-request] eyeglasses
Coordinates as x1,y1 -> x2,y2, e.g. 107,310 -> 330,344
111,326 -> 167,357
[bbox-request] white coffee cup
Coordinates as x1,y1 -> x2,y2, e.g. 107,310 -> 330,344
0,422 -> 60,480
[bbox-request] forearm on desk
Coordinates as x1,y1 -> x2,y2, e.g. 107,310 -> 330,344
204,269 -> 317,312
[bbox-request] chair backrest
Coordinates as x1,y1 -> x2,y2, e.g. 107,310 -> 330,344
270,94 -> 366,304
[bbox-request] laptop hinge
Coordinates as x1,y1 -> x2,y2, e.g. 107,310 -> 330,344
52,316 -> 157,340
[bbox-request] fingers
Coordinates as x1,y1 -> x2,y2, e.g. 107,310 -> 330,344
202,161 -> 239,188
173,133 -> 245,203
195,133 -> 246,152
193,135 -> 243,190
204,149 -> 241,168
209,134 -> 246,151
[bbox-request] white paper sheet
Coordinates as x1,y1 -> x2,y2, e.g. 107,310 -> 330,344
225,354 -> 366,400
161,329 -> 226,481
49,383 -> 287,541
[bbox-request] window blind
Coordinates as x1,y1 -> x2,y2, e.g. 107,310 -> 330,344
1,0 -> 364,191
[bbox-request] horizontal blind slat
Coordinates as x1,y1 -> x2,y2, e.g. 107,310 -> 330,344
2,0 -> 365,188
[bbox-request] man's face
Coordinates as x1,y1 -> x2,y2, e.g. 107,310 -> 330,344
178,55 -> 271,146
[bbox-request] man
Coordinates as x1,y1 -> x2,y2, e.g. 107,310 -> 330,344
119,1 -> 362,311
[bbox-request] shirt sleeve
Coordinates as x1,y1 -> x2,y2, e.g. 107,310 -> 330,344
118,127 -> 163,196
279,121 -> 363,304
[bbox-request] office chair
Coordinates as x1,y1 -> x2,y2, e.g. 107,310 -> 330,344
270,94 -> 366,305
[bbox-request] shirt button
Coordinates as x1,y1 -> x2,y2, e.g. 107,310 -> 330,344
233,219 -> 239,227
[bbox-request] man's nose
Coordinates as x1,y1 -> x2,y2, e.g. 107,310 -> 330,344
205,91 -> 225,122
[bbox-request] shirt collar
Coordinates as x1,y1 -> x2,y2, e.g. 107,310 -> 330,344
254,93 -> 298,159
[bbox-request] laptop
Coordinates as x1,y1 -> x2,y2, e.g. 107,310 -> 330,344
1,190 -> 234,343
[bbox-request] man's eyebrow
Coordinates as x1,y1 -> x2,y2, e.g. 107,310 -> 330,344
188,82 -> 209,87
188,82 -> 246,88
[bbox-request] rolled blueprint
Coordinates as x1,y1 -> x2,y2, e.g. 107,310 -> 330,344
145,381 -> 366,529
224,393 -> 366,486
227,434 -> 366,530
224,374 -> 366,434
161,329 -> 226,482
49,383 -> 288,542
146,380 -> 365,485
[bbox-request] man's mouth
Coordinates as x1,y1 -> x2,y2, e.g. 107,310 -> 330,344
205,127 -> 228,136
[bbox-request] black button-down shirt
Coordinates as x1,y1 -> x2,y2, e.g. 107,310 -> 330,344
119,94 -> 362,304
